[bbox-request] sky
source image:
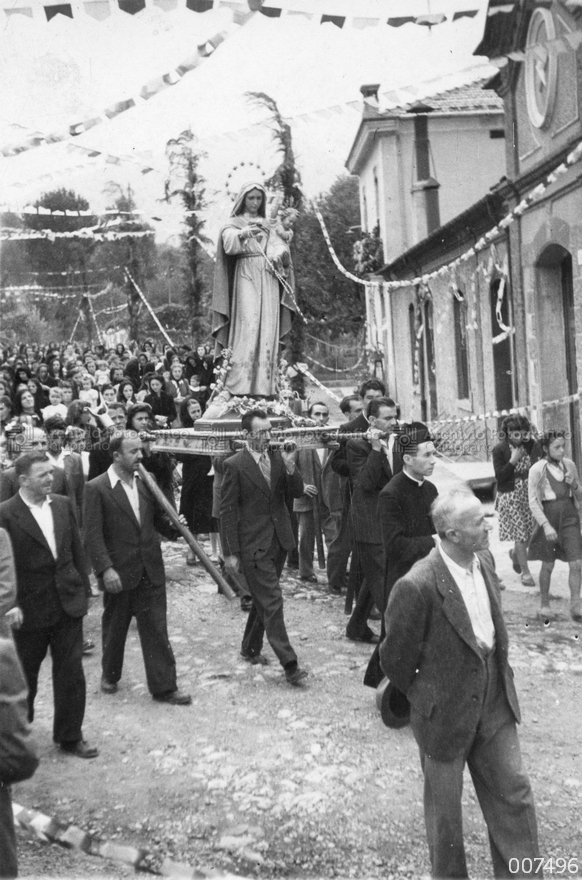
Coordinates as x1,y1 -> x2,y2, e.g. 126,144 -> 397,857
0,0 -> 493,244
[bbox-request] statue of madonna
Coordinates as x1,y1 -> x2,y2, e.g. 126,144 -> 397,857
211,182 -> 295,399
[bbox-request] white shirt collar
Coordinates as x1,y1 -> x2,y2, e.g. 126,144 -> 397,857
438,540 -> 480,576
246,446 -> 263,464
19,489 -> 52,510
107,464 -> 140,489
403,468 -> 424,485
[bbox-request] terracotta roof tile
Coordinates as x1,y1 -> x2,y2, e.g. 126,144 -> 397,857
384,78 -> 504,115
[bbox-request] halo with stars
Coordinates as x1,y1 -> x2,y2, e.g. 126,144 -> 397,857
225,162 -> 267,201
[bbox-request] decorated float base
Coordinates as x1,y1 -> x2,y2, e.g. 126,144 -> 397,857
150,394 -> 347,457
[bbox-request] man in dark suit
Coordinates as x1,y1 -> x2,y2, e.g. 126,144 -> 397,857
44,415 -> 85,524
0,451 -> 97,758
380,488 -> 540,879
83,431 -> 191,705
293,401 -> 342,584
364,422 -> 439,707
345,396 -> 401,642
327,381 -> 382,594
221,409 -> 307,685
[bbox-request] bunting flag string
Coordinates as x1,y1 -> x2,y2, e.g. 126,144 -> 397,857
0,227 -> 154,242
1,1 -> 481,29
428,391 -> 581,428
0,265 -> 123,277
313,137 -> 582,295
291,362 -> 342,403
304,350 -> 366,374
1,284 -> 102,298
0,9 -> 254,160
93,302 -> 127,317
1,284 -> 120,302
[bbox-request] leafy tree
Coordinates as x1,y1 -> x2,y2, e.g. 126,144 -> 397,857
21,189 -> 98,344
94,183 -> 157,344
293,174 -> 365,340
164,130 -> 210,344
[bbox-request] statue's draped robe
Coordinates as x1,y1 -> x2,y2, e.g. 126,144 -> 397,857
212,191 -> 295,398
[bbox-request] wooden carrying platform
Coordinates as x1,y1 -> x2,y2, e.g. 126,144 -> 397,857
150,425 -> 354,456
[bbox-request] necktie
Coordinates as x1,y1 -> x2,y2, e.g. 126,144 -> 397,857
386,436 -> 394,471
259,451 -> 271,486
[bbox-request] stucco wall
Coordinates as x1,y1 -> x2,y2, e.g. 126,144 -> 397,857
358,112 -> 506,265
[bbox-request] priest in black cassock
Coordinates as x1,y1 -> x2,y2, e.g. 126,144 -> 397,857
364,423 -> 438,702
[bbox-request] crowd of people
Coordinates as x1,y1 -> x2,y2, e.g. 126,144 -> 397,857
0,336 -> 576,878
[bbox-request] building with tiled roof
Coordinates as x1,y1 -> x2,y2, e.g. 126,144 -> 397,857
346,72 -> 506,264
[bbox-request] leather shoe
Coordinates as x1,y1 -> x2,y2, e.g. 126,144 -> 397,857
82,639 -> 95,655
300,574 -> 319,584
346,627 -> 379,644
571,600 -> 582,622
285,667 -> 308,686
100,677 -> 118,694
241,652 -> 270,666
60,740 -> 99,759
153,689 -> 192,705
240,596 -> 253,612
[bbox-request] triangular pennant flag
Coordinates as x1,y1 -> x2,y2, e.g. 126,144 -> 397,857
415,13 -> 446,25
453,9 -> 478,19
387,16 -> 415,26
321,14 -> 345,27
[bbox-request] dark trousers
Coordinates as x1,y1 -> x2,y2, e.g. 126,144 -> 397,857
326,495 -> 352,590
241,535 -> 298,669
297,508 -> 340,578
102,576 -> 177,697
346,541 -> 385,638
420,651 -> 540,879
0,786 -> 17,879
14,615 -> 85,745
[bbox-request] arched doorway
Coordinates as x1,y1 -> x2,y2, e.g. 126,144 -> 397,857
535,245 -> 580,465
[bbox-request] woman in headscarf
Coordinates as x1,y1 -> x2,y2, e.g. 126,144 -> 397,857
211,182 -> 295,399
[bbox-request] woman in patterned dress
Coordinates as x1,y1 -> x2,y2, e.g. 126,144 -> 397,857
493,414 -> 541,586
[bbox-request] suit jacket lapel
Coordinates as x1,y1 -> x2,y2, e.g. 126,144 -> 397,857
13,494 -> 54,555
478,553 -> 508,654
433,550 -> 481,656
110,480 -> 141,526
241,448 -> 270,497
137,477 -> 150,525
52,496 -> 65,556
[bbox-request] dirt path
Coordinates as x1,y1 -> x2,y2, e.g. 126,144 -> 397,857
14,470 -> 582,879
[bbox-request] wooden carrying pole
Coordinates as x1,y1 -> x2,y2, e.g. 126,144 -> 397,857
138,464 -> 236,601
312,493 -> 326,570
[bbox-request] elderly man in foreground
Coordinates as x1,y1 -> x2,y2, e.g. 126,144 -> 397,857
380,487 -> 541,879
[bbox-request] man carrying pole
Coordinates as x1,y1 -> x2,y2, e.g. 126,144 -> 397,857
84,431 -> 191,704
